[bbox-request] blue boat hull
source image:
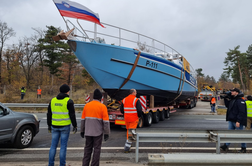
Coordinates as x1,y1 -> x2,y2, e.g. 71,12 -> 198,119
68,40 -> 197,104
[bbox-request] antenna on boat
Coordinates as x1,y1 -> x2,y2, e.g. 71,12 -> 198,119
94,23 -> 97,41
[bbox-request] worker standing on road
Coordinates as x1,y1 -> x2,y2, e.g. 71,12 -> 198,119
120,89 -> 142,152
220,88 -> 247,153
80,89 -> 110,166
20,86 -> 26,100
210,97 -> 216,113
47,84 -> 77,166
245,95 -> 252,130
37,86 -> 42,98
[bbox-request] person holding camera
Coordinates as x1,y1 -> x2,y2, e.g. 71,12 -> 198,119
220,88 -> 247,153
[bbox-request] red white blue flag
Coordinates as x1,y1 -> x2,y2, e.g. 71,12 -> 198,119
53,0 -> 105,27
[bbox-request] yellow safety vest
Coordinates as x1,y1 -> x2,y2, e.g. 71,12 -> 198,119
51,97 -> 71,126
246,100 -> 252,118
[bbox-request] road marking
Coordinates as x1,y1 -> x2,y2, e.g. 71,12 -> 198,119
204,118 -> 226,121
1,147 -> 251,151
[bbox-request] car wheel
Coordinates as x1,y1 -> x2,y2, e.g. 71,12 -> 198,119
15,126 -> 34,149
144,112 -> 152,127
152,111 -> 159,123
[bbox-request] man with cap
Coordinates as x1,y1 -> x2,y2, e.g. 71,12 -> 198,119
220,88 -> 247,153
47,84 -> 77,166
245,95 -> 252,130
80,89 -> 110,166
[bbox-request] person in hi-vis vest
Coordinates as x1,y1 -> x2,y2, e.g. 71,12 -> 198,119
246,95 -> 252,130
20,86 -> 26,100
47,84 -> 77,166
37,86 -> 42,98
120,89 -> 142,152
80,89 -> 110,166
210,97 -> 216,113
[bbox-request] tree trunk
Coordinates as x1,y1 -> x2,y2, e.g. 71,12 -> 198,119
237,60 -> 245,91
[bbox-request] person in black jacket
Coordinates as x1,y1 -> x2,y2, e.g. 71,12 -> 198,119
220,88 -> 247,153
47,84 -> 77,166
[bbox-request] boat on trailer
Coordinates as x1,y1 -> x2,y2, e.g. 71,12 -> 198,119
53,0 -> 198,105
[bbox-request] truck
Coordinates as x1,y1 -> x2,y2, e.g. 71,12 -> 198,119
199,84 -> 216,101
86,93 -> 198,128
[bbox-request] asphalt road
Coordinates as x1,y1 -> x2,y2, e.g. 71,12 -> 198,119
0,101 -> 250,165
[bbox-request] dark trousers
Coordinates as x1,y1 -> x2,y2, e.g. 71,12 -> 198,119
82,134 -> 103,166
21,93 -> 25,100
37,94 -> 41,98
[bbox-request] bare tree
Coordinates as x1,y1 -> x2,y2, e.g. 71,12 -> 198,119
17,36 -> 39,88
0,20 -> 15,91
32,28 -> 45,86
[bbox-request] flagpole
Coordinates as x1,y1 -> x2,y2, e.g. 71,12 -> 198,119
52,0 -> 70,31
62,16 -> 70,31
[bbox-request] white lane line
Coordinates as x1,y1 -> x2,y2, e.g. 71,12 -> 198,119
204,118 -> 226,121
1,147 -> 251,151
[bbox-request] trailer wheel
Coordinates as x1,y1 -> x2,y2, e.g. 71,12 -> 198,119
159,110 -> 165,121
152,111 -> 159,123
137,115 -> 144,128
144,112 -> 152,127
164,109 -> 170,118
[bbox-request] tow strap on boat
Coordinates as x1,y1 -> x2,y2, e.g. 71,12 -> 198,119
168,61 -> 186,104
119,50 -> 141,89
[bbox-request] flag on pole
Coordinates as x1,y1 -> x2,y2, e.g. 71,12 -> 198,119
53,0 -> 105,27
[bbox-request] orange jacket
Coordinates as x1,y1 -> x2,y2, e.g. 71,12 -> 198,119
211,97 -> 216,104
37,89 -> 42,95
122,94 -> 139,122
81,100 -> 110,136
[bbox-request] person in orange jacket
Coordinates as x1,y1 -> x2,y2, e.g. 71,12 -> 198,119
37,86 -> 42,98
120,89 -> 142,152
210,97 -> 216,113
80,89 -> 110,166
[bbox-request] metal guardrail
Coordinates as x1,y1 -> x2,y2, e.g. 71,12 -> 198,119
135,129 -> 252,163
2,103 -> 85,108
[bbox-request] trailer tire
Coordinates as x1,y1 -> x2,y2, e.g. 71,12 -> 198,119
159,110 -> 165,121
144,112 -> 152,127
152,111 -> 159,123
164,109 -> 170,118
137,115 -> 144,128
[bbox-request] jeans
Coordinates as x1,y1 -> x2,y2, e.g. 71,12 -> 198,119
225,121 -> 246,148
210,105 -> 216,113
48,125 -> 70,166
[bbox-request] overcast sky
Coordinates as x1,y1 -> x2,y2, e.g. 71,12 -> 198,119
1,0 -> 252,80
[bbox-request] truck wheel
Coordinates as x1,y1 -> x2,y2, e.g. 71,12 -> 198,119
144,112 -> 152,127
164,109 -> 170,118
159,110 -> 165,121
137,115 -> 144,128
15,126 -> 34,149
152,111 -> 159,123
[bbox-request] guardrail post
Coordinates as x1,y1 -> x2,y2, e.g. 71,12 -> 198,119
135,133 -> 139,163
216,135 -> 220,154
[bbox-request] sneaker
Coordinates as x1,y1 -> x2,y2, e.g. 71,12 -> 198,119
238,147 -> 246,153
220,144 -> 229,151
124,140 -> 132,152
131,129 -> 137,140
